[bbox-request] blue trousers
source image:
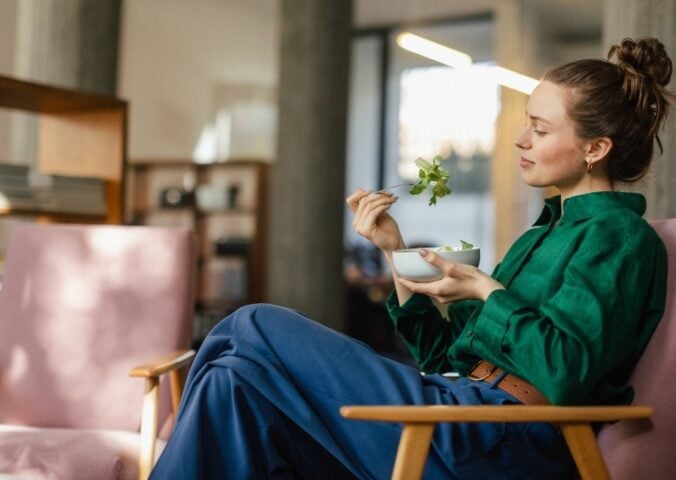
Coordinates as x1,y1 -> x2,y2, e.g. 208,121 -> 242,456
150,304 -> 575,479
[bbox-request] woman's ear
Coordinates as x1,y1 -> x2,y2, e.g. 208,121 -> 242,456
584,136 -> 613,164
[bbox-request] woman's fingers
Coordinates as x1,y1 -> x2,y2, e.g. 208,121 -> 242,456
418,248 -> 455,275
347,188 -> 393,212
346,188 -> 369,212
354,203 -> 394,237
395,277 -> 423,293
354,192 -> 396,222
353,195 -> 396,228
396,277 -> 457,304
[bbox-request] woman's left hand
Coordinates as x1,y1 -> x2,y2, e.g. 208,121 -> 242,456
395,248 -> 505,303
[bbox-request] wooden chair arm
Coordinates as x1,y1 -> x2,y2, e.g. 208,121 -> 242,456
340,404 -> 652,423
129,349 -> 195,480
340,405 -> 652,480
128,349 -> 196,378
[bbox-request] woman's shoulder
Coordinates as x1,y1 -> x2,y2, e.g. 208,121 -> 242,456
582,203 -> 665,256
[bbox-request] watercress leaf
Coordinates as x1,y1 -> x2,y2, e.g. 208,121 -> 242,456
415,158 -> 433,170
409,184 -> 426,195
460,240 -> 474,250
407,155 -> 452,206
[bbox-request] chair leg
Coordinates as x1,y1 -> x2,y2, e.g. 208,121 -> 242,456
391,423 -> 436,480
138,376 -> 160,480
560,422 -> 610,480
169,368 -> 185,413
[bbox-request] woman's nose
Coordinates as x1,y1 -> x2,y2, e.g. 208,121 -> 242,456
514,128 -> 530,150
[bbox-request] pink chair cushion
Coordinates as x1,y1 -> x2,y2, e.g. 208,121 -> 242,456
598,218 -> 676,479
0,223 -> 194,432
0,424 -> 165,480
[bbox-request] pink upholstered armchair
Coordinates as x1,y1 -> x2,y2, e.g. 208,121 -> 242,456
0,223 -> 197,480
342,218 -> 676,480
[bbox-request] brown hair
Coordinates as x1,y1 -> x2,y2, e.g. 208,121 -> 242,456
543,37 -> 674,183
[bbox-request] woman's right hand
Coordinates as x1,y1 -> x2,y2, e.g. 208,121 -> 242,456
346,188 -> 405,254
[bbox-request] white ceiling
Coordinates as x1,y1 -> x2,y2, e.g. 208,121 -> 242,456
354,0 -> 603,37
355,0 -> 495,28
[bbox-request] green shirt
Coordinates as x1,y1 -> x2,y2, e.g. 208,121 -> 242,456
387,192 -> 667,405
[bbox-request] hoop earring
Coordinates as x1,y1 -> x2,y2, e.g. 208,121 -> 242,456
586,161 -> 593,174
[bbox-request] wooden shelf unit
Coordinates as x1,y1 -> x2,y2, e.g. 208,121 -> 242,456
0,74 -> 127,224
126,159 -> 271,327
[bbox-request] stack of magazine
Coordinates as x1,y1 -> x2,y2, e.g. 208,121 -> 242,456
0,164 -> 33,210
0,164 -> 106,216
30,172 -> 106,215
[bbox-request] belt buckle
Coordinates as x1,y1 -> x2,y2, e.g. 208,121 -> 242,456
467,360 -> 496,381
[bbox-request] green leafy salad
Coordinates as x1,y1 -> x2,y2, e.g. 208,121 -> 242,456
407,156 -> 473,252
409,155 -> 451,206
436,240 -> 474,252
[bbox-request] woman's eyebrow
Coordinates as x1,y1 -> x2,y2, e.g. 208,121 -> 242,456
525,111 -> 552,124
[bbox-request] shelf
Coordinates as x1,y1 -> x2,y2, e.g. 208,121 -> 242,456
131,206 -> 258,216
127,159 -> 271,310
0,207 -> 106,222
0,74 -> 128,224
0,75 -> 125,113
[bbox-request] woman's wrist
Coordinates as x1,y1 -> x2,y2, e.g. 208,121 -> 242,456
478,276 -> 505,301
382,239 -> 406,259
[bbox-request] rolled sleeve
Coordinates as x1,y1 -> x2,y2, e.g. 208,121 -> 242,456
470,290 -> 521,354
385,290 -> 457,373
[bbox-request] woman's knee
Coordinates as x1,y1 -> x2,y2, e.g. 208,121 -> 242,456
230,303 -> 293,327
210,303 -> 301,337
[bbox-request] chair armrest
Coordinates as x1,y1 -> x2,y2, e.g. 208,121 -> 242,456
129,349 -> 195,480
128,349 -> 195,378
341,405 -> 652,480
340,404 -> 652,423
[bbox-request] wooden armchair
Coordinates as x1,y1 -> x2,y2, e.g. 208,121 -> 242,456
0,223 -> 197,480
129,349 -> 195,479
342,218 -> 676,480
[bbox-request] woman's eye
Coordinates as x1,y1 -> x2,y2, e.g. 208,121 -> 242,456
533,129 -> 547,136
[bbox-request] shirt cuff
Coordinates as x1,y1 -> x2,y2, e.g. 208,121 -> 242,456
471,289 -> 521,353
386,289 -> 436,319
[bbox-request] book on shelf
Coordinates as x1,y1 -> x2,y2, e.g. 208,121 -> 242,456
0,164 -> 33,209
0,164 -> 106,216
30,173 -> 106,215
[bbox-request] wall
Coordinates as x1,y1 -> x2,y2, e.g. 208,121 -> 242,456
0,0 -> 18,163
118,0 -> 279,161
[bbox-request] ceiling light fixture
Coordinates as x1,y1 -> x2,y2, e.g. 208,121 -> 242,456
491,66 -> 539,95
396,33 -> 473,69
396,32 -> 539,95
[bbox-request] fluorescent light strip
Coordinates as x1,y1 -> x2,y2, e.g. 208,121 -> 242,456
491,66 -> 539,95
396,33 -> 473,69
396,32 -> 538,95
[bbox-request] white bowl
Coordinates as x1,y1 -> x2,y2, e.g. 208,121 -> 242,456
392,247 -> 480,281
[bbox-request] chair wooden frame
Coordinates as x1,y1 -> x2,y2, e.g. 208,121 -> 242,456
129,349 -> 196,480
340,404 -> 652,480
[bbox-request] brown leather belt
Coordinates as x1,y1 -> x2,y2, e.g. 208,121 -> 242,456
467,361 -> 550,406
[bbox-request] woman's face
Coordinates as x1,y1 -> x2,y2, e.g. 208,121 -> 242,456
514,81 -> 590,198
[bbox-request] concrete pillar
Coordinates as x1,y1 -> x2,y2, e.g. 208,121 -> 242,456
493,0 -> 542,259
267,0 -> 352,331
604,0 -> 676,218
11,0 -> 121,164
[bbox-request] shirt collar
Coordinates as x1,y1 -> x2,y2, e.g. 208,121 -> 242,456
533,192 -> 646,226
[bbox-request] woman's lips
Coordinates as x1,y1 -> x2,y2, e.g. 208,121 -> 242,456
520,157 -> 535,169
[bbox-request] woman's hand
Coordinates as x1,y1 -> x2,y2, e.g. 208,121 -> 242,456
346,188 -> 405,253
396,248 -> 505,303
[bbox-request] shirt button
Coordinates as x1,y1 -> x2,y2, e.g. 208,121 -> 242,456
466,330 -> 473,337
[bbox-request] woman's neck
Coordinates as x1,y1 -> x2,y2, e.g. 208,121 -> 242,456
559,174 -> 613,203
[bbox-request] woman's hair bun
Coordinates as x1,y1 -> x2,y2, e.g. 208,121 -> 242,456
606,37 -> 674,154
609,37 -> 672,87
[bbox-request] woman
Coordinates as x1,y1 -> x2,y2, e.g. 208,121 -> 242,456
150,37 -> 672,479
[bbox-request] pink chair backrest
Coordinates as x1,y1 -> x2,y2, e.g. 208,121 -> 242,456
0,223 -> 195,431
598,218 -> 676,479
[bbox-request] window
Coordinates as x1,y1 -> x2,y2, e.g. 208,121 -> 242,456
346,17 -> 497,272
